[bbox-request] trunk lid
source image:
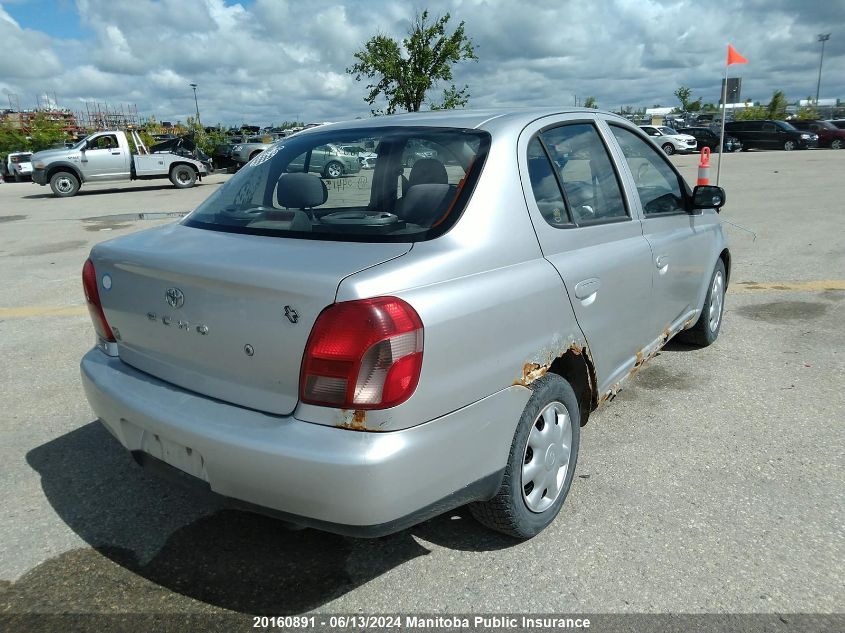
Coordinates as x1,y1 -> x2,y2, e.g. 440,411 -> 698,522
91,223 -> 411,415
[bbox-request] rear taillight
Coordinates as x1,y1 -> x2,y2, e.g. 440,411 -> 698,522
82,258 -> 115,342
300,297 -> 423,410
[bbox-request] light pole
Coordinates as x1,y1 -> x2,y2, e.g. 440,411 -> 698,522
189,83 -> 202,127
815,33 -> 831,105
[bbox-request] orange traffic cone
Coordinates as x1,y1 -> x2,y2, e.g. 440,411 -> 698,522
697,147 -> 711,186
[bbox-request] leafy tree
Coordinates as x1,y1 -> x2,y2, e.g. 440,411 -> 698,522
584,96 -> 598,109
766,90 -> 787,120
794,106 -> 820,120
674,85 -> 702,112
0,120 -> 29,154
347,9 -> 477,114
28,113 -> 70,151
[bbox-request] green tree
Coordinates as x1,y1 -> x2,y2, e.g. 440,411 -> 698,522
766,90 -> 788,119
674,85 -> 702,112
0,120 -> 29,154
794,106 -> 820,120
347,9 -> 477,114
28,113 -> 69,151
584,96 -> 598,109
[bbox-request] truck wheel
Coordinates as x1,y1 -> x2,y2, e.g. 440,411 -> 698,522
50,171 -> 80,197
170,165 -> 197,188
324,161 -> 344,179
661,143 -> 675,155
469,373 -> 580,539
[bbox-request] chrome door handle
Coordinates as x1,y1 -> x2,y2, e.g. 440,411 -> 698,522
655,255 -> 668,268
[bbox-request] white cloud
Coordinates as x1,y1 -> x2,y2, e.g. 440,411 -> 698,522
0,0 -> 842,125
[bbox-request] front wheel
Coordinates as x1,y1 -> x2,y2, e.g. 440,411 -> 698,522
831,139 -> 843,150
661,143 -> 676,155
469,374 -> 580,539
170,165 -> 197,188
324,161 -> 344,179
677,259 -> 726,347
49,171 -> 80,197
783,140 -> 796,151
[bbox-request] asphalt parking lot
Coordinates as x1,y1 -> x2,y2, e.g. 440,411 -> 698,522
0,153 -> 842,623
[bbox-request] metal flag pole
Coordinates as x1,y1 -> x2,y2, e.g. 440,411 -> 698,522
716,59 -> 729,186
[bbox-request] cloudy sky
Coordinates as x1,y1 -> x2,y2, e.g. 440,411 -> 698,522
1,0 -> 843,127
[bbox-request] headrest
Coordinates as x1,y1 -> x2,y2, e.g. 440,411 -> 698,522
400,183 -> 454,226
409,158 -> 448,187
276,172 -> 328,209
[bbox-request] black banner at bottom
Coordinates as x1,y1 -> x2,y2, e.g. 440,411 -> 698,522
0,613 -> 841,633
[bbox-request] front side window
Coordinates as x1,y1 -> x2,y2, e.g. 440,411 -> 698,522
89,134 -> 118,150
184,126 -> 489,242
526,123 -> 628,226
610,125 -> 686,216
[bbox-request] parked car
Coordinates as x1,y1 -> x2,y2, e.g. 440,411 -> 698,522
230,136 -> 273,167
403,139 -> 439,166
287,142 -> 361,178
724,120 -> 818,151
788,119 -> 845,149
638,125 -> 697,155
339,144 -> 378,169
7,151 -> 33,181
677,127 -> 742,153
827,119 -> 845,130
80,109 -> 729,539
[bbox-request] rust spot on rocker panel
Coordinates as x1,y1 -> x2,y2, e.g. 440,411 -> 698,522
598,323 -> 679,405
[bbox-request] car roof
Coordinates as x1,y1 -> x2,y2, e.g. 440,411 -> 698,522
294,107 -> 633,137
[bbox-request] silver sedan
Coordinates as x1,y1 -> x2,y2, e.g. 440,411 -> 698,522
81,108 -> 729,539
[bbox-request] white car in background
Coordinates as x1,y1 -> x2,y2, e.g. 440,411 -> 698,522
6,151 -> 33,182
639,125 -> 697,155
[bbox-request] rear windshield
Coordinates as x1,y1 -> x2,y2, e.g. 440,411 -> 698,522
184,126 -> 490,242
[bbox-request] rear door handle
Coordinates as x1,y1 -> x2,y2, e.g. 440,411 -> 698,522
574,278 -> 601,303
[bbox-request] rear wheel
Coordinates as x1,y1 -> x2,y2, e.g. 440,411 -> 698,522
170,165 -> 197,188
677,259 -> 726,347
783,140 -> 796,151
49,171 -> 80,197
469,374 -> 580,539
324,161 -> 344,179
661,143 -> 675,155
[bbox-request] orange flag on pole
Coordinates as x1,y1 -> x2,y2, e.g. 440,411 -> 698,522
727,44 -> 748,65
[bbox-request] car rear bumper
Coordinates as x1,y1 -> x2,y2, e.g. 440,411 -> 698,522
80,349 -> 524,536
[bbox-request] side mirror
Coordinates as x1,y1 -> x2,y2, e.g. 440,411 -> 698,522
691,185 -> 726,212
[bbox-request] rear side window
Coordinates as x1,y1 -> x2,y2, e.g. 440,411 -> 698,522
534,123 -> 628,225
184,127 -> 490,242
610,125 -> 686,216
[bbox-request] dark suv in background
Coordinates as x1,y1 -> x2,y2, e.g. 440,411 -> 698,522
724,120 -> 817,151
678,127 -> 742,153
789,120 -> 845,149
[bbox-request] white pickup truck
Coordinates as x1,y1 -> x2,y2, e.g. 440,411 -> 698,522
30,130 -> 208,197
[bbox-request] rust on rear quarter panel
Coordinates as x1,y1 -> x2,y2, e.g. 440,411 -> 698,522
337,408 -> 368,431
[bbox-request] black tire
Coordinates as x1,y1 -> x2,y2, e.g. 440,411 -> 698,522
469,374 -> 580,539
661,143 -> 675,155
323,161 -> 344,179
676,259 -> 726,347
831,139 -> 843,150
49,171 -> 80,197
14,172 -> 20,183
783,140 -> 796,151
170,165 -> 197,188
